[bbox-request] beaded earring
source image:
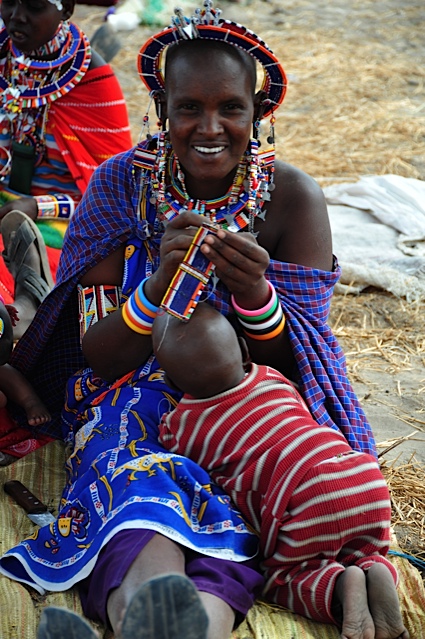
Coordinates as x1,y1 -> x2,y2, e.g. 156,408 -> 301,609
139,91 -> 155,142
150,130 -> 168,206
267,112 -> 276,146
253,119 -> 261,147
266,111 -> 276,192
155,93 -> 167,132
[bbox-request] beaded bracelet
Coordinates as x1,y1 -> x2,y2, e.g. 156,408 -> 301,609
35,194 -> 81,219
78,284 -> 121,345
231,281 -> 285,341
122,278 -> 159,335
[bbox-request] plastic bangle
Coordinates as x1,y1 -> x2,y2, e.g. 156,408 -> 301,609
235,295 -> 279,324
134,280 -> 158,318
243,314 -> 285,341
237,306 -> 282,332
122,301 -> 153,335
122,278 -> 159,335
231,280 -> 276,317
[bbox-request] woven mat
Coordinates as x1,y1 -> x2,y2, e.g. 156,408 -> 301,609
1,442 -> 424,638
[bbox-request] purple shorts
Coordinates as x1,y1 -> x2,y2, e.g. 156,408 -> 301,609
79,529 -> 264,628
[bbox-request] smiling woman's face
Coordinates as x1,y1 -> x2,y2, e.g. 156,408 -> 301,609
164,43 -> 257,201
1,0 -> 69,52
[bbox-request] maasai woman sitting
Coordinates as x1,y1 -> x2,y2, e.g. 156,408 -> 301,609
0,0 -> 132,462
0,2 -> 382,638
0,0 -> 132,338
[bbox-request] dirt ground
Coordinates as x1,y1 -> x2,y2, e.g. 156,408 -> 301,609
74,0 -> 425,550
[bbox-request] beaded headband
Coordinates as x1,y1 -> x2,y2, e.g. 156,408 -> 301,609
137,0 -> 286,119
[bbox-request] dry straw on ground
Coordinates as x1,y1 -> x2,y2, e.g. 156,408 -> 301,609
382,456 -> 425,565
330,293 -> 424,390
76,1 -> 425,182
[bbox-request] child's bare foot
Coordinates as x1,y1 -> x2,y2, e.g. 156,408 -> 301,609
23,398 -> 51,426
367,563 -> 409,639
333,565 -> 375,639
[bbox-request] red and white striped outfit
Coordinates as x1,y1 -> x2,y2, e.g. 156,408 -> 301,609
159,363 -> 396,625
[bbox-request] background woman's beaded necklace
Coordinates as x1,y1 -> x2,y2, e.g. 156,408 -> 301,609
0,22 -> 91,177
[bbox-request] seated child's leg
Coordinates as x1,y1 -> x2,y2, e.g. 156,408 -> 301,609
264,554 -> 345,625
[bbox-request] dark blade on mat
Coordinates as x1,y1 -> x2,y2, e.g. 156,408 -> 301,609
4,480 -> 55,526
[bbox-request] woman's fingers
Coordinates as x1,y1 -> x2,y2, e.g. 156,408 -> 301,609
160,220 -> 269,295
201,230 -> 269,288
166,211 -> 206,230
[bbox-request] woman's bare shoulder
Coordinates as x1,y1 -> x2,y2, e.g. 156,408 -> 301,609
272,160 -> 325,202
258,160 -> 333,270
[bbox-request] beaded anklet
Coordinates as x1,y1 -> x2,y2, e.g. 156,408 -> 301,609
231,281 -> 285,341
122,278 -> 158,335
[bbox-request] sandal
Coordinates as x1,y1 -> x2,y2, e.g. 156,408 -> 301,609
1,210 -> 54,305
36,575 -> 208,639
37,607 -> 98,639
121,573 -> 209,639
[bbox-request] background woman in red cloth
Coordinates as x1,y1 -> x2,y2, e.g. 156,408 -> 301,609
0,0 -> 132,337
0,0 -> 132,461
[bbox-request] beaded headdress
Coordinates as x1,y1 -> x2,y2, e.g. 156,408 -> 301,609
138,0 -> 286,119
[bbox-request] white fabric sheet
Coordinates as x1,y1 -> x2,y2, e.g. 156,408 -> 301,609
323,175 -> 425,301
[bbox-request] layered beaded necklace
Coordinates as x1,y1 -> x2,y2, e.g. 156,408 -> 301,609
133,135 -> 276,320
134,135 -> 275,234
0,21 -> 91,178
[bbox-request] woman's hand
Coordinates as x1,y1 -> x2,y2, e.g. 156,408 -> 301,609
201,227 -> 271,307
5,304 -> 19,327
0,198 -> 38,223
145,211 -> 205,304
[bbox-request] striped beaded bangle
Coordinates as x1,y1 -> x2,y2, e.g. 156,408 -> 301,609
231,281 -> 285,341
122,278 -> 158,335
78,284 -> 121,345
35,194 -> 81,219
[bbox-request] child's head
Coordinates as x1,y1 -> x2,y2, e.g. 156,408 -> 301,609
152,302 -> 247,398
0,298 -> 14,366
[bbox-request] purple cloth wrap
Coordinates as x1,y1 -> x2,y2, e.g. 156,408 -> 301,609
79,529 -> 264,628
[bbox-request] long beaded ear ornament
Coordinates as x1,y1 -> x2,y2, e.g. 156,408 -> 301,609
139,92 -> 155,142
